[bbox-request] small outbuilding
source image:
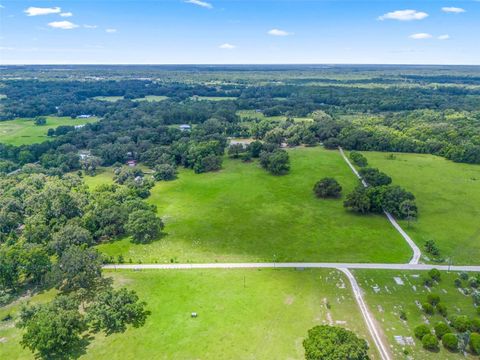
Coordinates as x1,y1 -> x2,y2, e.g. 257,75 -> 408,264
179,124 -> 191,132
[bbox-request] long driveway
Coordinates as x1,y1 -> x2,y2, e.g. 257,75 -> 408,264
338,147 -> 422,264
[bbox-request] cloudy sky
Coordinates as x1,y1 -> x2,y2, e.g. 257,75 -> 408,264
0,0 -> 479,64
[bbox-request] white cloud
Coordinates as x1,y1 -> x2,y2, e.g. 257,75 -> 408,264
185,0 -> 212,9
0,5 -> 5,9
409,33 -> 432,39
268,28 -> 292,36
442,7 -> 465,14
219,43 -> 236,49
84,24 -> 98,29
24,6 -> 61,16
378,9 -> 428,21
60,12 -> 73,17
106,28 -> 117,33
48,21 -> 79,30
438,34 -> 450,40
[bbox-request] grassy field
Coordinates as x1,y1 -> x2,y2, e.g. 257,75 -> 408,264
355,269 -> 480,359
237,110 -> 313,123
93,95 -> 168,102
0,269 -> 377,360
191,96 -> 237,101
93,96 -> 125,102
360,152 -> 480,265
97,147 -> 410,263
0,116 -> 98,146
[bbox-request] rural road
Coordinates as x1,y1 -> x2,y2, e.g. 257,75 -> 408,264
338,147 -> 422,264
103,262 -> 480,272
340,268 -> 392,360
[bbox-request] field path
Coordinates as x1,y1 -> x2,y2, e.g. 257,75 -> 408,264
338,147 -> 421,264
339,268 -> 392,360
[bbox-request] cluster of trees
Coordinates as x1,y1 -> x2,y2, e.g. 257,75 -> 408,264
303,325 -> 369,360
343,166 -> 417,220
313,178 -> 342,198
0,172 -> 157,358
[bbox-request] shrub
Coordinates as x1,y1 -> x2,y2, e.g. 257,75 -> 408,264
470,332 -> 480,354
399,310 -> 407,321
436,303 -> 448,317
153,163 -> 178,181
422,334 -> 439,351
460,272 -> 469,281
427,294 -> 441,306
441,333 -> 458,351
452,315 -> 471,333
425,240 -> 440,256
259,149 -> 290,175
434,322 -> 450,339
423,277 -> 434,287
428,268 -> 441,282
469,277 -> 479,289
303,325 -> 369,360
470,318 -> 480,333
454,278 -> 462,287
349,151 -> 368,167
313,178 -> 342,198
414,324 -> 431,339
422,303 -> 434,315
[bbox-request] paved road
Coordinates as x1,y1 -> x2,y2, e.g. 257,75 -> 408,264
103,262 -> 480,271
340,268 -> 392,360
338,147 -> 422,264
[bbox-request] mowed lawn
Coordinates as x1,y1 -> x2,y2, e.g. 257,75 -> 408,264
97,147 -> 409,263
355,269 -> 480,359
0,116 -> 98,146
361,152 -> 480,265
0,269 -> 376,360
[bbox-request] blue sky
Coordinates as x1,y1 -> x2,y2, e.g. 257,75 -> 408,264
0,0 -> 479,64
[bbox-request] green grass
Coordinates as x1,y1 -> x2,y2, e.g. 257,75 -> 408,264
237,110 -> 313,123
97,147 -> 410,263
191,96 -> 237,101
355,269 -> 479,359
133,95 -> 168,102
0,116 -> 99,146
360,152 -> 480,265
93,96 -> 124,102
0,269 -> 376,359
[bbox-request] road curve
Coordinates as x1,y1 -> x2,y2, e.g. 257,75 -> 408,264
339,268 -> 392,360
338,147 -> 422,264
103,262 -> 480,272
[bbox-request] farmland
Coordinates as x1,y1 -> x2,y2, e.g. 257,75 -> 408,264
0,269 -> 376,360
97,147 -> 410,264
0,116 -> 98,146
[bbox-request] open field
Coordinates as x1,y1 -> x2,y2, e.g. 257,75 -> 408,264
191,95 -> 237,101
93,95 -> 168,102
97,147 -> 410,263
361,152 -> 480,265
237,109 -> 313,123
0,116 -> 99,146
355,269 -> 480,359
0,269 -> 377,360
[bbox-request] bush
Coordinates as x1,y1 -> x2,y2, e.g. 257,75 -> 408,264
414,324 -> 431,339
359,167 -> 392,187
471,318 -> 480,333
427,294 -> 441,306
460,272 -> 469,281
441,333 -> 458,351
422,334 -> 439,351
469,277 -> 479,289
428,268 -> 441,282
303,325 -> 369,360
349,151 -> 368,167
153,163 -> 178,181
454,278 -> 462,287
423,277 -> 434,287
470,332 -> 480,354
422,303 -> 434,315
434,322 -> 450,339
247,141 -> 263,158
425,240 -> 440,257
259,149 -> 290,175
436,303 -> 448,317
313,178 -> 342,198
452,315 -> 471,333
399,310 -> 407,321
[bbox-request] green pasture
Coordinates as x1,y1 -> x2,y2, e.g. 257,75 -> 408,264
0,269 -> 376,360
0,116 -> 98,146
97,147 -> 410,263
361,152 -> 480,265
